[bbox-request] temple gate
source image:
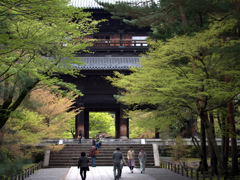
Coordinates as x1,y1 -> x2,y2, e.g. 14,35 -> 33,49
66,0 -> 149,138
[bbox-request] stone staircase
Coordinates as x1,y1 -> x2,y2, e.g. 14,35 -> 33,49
49,140 -> 155,168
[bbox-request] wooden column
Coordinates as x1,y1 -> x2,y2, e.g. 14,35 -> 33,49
115,110 -> 120,138
76,110 -> 85,138
84,110 -> 89,139
76,96 -> 85,138
119,104 -> 129,139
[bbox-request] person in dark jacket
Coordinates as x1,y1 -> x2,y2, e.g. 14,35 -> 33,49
78,130 -> 82,144
78,152 -> 89,180
113,147 -> 122,180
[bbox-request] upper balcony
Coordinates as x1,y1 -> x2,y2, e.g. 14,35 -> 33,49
87,38 -> 148,52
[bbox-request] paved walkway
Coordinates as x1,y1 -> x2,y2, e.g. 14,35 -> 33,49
25,166 -> 191,180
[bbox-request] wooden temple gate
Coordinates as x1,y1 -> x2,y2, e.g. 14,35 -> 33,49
66,0 -> 150,139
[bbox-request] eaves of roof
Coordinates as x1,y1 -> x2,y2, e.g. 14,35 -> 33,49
70,0 -> 158,9
72,57 -> 141,70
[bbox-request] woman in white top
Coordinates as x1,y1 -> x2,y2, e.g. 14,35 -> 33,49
127,147 -> 135,173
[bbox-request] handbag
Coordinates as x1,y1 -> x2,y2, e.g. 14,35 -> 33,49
87,166 -> 90,171
77,136 -> 81,139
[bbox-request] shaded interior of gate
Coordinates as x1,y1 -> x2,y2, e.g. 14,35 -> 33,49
73,70 -> 129,139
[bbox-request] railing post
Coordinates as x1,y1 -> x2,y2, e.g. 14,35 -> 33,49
186,167 -> 188,177
22,170 -> 24,180
196,169 -> 199,180
191,168 -> 193,179
177,164 -> 180,174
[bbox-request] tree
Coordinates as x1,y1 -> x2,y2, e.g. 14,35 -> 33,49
26,87 -> 79,138
89,112 -> 115,138
0,87 -> 79,178
0,0 -> 102,129
101,0 -> 239,175
97,0 -> 233,38
107,19 -> 240,176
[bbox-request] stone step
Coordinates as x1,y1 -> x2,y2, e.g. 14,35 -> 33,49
49,160 -> 154,167
49,143 -> 155,168
49,162 -> 155,168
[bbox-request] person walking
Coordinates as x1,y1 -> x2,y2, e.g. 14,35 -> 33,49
78,130 -> 82,144
78,152 -> 89,180
89,146 -> 98,167
138,148 -> 147,173
113,147 -> 122,180
119,154 -> 126,178
127,147 -> 135,173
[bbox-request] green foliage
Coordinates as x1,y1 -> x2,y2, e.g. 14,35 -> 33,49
89,112 -> 115,138
0,148 -> 31,179
6,109 -> 47,145
63,117 -> 76,139
107,16 -> 240,174
97,0 -> 235,39
0,87 -> 78,178
108,18 -> 240,132
129,117 -> 155,138
171,136 -> 192,166
0,0 -> 102,129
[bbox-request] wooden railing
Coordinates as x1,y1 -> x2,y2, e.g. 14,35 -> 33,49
11,161 -> 43,180
92,39 -> 148,47
160,161 -> 233,180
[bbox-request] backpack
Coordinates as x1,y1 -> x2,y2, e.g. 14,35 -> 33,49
89,149 -> 94,156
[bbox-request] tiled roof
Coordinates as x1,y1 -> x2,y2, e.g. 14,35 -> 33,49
73,57 -> 141,70
70,0 -> 158,9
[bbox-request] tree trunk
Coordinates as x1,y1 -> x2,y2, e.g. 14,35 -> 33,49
202,112 -> 228,177
209,112 -> 218,175
155,128 -> 160,138
227,101 -> 239,174
0,79 -> 39,129
200,116 -> 208,172
178,2 -> 188,33
224,117 -> 230,166
217,111 -> 226,160
0,109 -> 12,129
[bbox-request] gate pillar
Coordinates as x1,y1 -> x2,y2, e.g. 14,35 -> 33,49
119,104 -> 129,139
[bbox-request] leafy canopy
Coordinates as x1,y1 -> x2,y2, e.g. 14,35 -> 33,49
0,0 -> 102,128
107,18 -> 240,133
